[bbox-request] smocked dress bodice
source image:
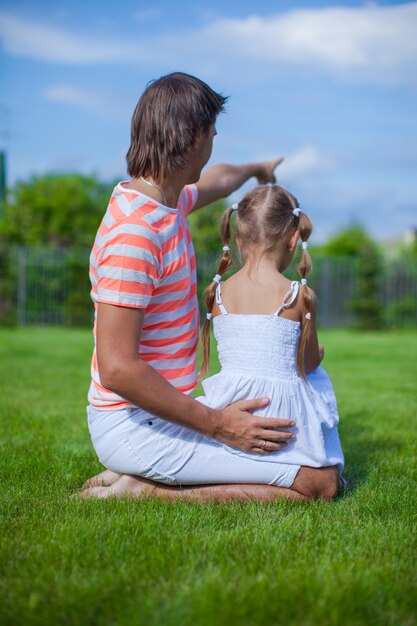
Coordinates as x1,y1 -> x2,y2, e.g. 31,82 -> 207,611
214,280 -> 301,379
215,314 -> 301,379
198,280 -> 344,471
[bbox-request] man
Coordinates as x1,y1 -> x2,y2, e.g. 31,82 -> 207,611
81,73 -> 339,501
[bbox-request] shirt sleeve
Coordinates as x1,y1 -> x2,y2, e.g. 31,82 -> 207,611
177,184 -> 199,217
95,224 -> 162,309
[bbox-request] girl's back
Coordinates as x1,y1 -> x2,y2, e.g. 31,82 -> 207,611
212,273 -> 302,380
214,269 -> 300,319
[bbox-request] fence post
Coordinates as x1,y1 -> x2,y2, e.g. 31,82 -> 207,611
17,246 -> 27,325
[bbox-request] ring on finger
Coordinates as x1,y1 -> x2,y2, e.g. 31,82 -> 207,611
262,439 -> 267,450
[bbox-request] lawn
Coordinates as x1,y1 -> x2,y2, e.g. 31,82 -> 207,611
0,327 -> 416,626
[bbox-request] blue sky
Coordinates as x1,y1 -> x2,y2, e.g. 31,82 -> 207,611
0,0 -> 416,241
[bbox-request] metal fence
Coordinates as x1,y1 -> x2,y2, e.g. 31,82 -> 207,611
0,245 -> 416,328
1,246 -> 92,326
14,246 -> 84,325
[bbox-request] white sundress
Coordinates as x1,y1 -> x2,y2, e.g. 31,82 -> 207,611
199,280 -> 345,472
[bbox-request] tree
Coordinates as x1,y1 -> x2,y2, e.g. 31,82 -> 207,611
349,240 -> 384,329
187,199 -> 229,309
320,225 -> 379,258
1,173 -> 114,248
322,224 -> 384,329
187,199 -> 227,256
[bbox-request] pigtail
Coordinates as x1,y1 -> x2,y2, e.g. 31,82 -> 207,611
296,211 -> 316,379
200,205 -> 235,378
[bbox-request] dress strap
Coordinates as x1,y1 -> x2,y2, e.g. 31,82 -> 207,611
215,282 -> 228,315
274,281 -> 300,316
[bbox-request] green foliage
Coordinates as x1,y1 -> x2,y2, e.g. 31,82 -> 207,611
63,250 -> 93,326
321,225 -> 378,258
386,294 -> 417,328
322,225 -> 384,329
187,199 -> 227,255
350,241 -> 384,329
0,173 -> 115,248
187,199 -> 228,309
0,175 -> 413,331
397,233 -> 417,260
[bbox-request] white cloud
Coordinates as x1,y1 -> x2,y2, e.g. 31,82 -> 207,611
1,3 -> 417,82
206,4 -> 417,76
44,85 -> 102,110
43,84 -> 131,119
279,146 -> 334,179
0,10 -> 135,64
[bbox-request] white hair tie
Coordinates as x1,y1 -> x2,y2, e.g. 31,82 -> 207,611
212,274 -> 221,284
305,312 -> 312,320
206,313 -> 212,320
301,278 -> 308,285
292,208 -> 302,217
301,241 -> 308,250
231,203 -> 239,212
222,245 -> 230,252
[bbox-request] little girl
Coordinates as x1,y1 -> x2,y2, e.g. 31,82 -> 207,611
199,184 -> 344,481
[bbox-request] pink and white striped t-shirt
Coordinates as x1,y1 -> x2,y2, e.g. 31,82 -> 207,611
88,181 -> 199,410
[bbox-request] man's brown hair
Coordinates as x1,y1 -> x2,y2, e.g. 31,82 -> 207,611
126,72 -> 227,180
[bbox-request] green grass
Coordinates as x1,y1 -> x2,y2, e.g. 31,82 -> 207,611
0,327 -> 416,626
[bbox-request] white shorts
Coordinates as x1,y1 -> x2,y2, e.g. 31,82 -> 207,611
87,405 -> 300,488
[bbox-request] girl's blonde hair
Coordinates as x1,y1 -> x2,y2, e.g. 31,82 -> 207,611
200,184 -> 315,379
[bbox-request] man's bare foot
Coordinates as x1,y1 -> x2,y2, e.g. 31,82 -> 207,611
77,474 -> 308,503
80,474 -> 155,499
81,469 -> 121,491
78,486 -> 113,499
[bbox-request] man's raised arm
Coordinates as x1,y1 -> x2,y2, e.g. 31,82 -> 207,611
192,157 -> 284,211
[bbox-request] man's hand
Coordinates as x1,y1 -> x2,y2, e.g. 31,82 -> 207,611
214,397 -> 295,454
255,157 -> 284,184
